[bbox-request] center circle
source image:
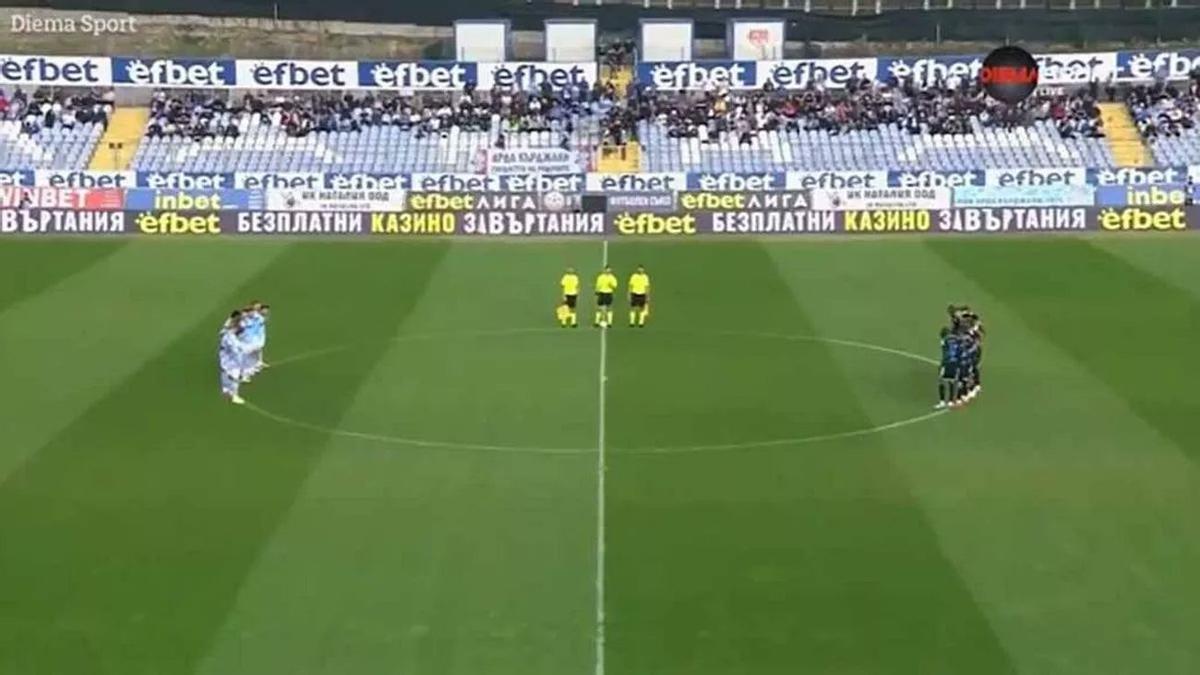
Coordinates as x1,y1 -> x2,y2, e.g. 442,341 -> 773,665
244,328 -> 944,455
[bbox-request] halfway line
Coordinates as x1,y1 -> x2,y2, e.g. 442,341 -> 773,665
594,238 -> 609,675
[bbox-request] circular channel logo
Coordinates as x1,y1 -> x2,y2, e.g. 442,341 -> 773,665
979,46 -> 1039,105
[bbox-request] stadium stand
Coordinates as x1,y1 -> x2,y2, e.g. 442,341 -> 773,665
131,87 -> 619,174
630,81 -> 1118,172
0,90 -> 110,170
1126,77 -> 1200,167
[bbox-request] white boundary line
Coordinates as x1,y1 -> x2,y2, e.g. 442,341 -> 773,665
593,239 -> 609,675
241,329 -> 948,456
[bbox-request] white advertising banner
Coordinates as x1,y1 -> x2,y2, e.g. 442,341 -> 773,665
265,188 -> 406,212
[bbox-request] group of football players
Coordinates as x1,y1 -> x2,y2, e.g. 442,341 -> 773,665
217,301 -> 270,405
938,304 -> 984,409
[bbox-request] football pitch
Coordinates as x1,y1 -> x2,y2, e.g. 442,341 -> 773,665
1,234 -> 1199,675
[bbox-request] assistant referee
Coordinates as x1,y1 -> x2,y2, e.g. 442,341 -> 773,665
559,267 -> 579,327
628,265 -> 651,327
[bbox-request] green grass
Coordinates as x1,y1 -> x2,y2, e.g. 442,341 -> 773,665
1,235 -> 1198,675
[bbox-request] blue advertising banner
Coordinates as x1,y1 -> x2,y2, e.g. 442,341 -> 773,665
124,188 -> 264,210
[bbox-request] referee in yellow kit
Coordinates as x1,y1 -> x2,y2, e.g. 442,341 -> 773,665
594,265 -> 618,327
628,265 -> 651,327
558,267 -> 580,327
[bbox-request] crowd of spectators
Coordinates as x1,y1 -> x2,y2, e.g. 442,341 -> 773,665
600,39 -> 637,69
146,80 -> 622,146
624,74 -> 1105,145
1,90 -> 112,134
1126,72 -> 1200,139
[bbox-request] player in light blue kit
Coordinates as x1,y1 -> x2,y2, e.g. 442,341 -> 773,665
241,301 -> 270,381
219,310 -> 250,405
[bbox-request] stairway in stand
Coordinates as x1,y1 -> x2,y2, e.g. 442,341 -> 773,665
88,107 -> 149,170
1098,102 -> 1152,167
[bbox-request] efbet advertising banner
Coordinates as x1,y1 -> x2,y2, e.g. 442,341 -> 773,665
6,49 -> 1200,91
0,54 -> 594,91
2,207 -> 1198,237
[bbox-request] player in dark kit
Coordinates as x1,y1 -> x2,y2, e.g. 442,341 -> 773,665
937,327 -> 963,409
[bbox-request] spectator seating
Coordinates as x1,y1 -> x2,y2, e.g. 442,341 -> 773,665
0,120 -> 103,170
0,91 -> 110,170
131,92 -> 612,174
640,118 -> 1117,172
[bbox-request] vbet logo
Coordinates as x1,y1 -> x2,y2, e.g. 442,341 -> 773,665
113,57 -> 235,87
360,61 -> 475,90
888,170 -> 985,187
759,58 -> 876,89
478,62 -> 595,90
687,172 -> 785,191
586,173 -> 688,192
237,60 -> 355,89
1117,49 -> 1200,82
0,54 -> 111,86
639,61 -> 757,90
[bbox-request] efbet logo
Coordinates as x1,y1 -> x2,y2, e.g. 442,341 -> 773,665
115,58 -> 234,86
485,63 -> 591,89
406,193 -> 475,211
363,61 -> 474,90
245,61 -> 351,88
980,46 -> 1038,104
1119,50 -> 1200,82
882,56 -> 981,87
679,193 -> 745,211
1090,167 -> 1183,185
591,174 -> 685,191
1097,207 -> 1187,231
1035,53 -> 1112,84
0,56 -> 106,85
691,173 -> 781,191
135,211 -> 221,235
614,212 -> 697,235
646,62 -> 756,90
762,59 -> 873,89
889,170 -> 983,187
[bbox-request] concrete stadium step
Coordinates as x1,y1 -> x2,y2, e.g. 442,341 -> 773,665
89,108 -> 149,170
1098,102 -> 1152,168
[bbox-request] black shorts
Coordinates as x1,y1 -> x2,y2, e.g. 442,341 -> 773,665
563,294 -> 577,309
940,364 -> 959,380
630,293 -> 647,308
597,292 -> 614,307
